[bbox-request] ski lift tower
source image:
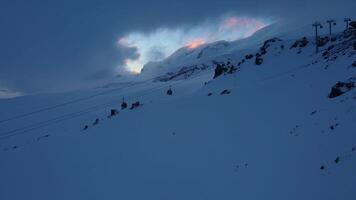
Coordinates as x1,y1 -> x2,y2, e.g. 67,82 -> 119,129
344,18 -> 351,31
312,22 -> 323,53
326,19 -> 336,35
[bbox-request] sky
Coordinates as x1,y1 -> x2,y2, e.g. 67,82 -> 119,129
0,0 -> 355,97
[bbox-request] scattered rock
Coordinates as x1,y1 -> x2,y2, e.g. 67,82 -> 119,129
166,88 -> 173,96
130,101 -> 141,109
255,56 -> 263,65
213,62 -> 237,78
350,21 -> 356,29
108,109 -> 119,118
320,165 -> 325,170
207,92 -> 213,96
352,61 -> 356,67
220,90 -> 231,95
260,38 -> 281,55
334,156 -> 340,164
329,123 -> 339,130
328,78 -> 355,98
227,65 -> 237,74
37,134 -> 50,141
213,64 -> 225,79
245,54 -> 254,60
121,101 -> 128,110
290,37 -> 308,49
93,118 -> 100,125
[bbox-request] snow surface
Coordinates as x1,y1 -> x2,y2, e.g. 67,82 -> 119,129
0,22 -> 356,200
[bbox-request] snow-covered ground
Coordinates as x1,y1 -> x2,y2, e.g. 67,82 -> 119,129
0,22 -> 356,200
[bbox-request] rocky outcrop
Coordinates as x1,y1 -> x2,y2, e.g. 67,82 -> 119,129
290,37 -> 308,49
213,62 -> 237,79
260,38 -> 281,55
255,56 -> 263,65
350,21 -> 356,29
328,78 -> 355,98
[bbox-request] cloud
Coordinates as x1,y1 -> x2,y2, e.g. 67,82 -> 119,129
116,15 -> 271,74
0,88 -> 23,99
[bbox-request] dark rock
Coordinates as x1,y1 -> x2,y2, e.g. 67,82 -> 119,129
350,21 -> 356,29
213,64 -> 225,79
255,56 -> 263,65
37,134 -> 50,141
227,65 -> 237,74
220,90 -> 231,95
328,79 -> 355,98
260,38 -> 281,55
311,110 -> 317,115
109,109 -> 119,117
322,51 -> 329,57
320,165 -> 325,170
130,101 -> 141,109
121,101 -> 128,110
245,54 -> 254,59
213,62 -> 236,78
207,93 -> 213,96
290,37 -> 308,49
93,118 -> 100,125
334,157 -> 340,164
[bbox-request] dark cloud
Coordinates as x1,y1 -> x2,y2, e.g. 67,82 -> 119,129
0,0 -> 354,93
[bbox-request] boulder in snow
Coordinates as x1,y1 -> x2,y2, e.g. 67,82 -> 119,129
350,21 -> 356,29
328,79 -> 355,98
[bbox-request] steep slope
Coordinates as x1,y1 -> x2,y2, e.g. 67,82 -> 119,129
0,25 -> 356,200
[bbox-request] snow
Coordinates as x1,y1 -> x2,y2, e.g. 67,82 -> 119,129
1,22 -> 356,200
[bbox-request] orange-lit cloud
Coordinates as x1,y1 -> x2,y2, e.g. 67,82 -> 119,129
186,38 -> 205,49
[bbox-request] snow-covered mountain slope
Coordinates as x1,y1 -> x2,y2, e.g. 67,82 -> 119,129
140,19 -> 355,80
0,24 -> 356,200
